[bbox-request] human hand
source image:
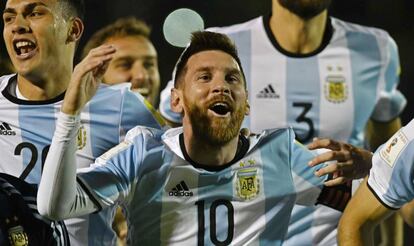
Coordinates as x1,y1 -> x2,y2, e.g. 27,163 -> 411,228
307,138 -> 373,186
62,44 -> 116,115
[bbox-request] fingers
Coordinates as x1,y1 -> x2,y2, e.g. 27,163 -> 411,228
308,150 -> 351,167
74,45 -> 116,78
324,177 -> 347,187
307,138 -> 342,151
314,160 -> 353,177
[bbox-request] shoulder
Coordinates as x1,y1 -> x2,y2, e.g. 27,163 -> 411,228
0,74 -> 15,91
331,17 -> 394,46
249,127 -> 295,150
207,16 -> 262,35
125,125 -> 165,143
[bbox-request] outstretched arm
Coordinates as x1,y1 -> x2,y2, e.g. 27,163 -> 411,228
37,45 -> 116,220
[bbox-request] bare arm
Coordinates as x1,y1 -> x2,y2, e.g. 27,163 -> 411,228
338,179 -> 394,246
366,118 -> 403,246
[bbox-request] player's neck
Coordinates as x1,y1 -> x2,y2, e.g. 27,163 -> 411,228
16,67 -> 72,101
182,127 -> 240,167
270,3 -> 328,54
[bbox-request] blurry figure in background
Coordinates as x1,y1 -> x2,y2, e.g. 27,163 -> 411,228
159,0 -> 406,244
0,55 -> 14,75
82,17 -> 160,106
83,17 -> 162,245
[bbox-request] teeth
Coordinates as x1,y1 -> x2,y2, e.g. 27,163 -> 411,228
213,103 -> 228,108
16,41 -> 35,49
134,88 -> 149,95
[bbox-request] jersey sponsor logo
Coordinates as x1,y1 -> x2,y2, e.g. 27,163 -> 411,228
169,180 -> 193,197
0,122 -> 16,136
324,75 -> 348,103
256,84 -> 280,99
379,131 -> 408,167
236,160 -> 259,200
77,125 -> 87,150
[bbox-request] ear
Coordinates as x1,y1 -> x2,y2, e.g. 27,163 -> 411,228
245,99 -> 250,116
66,17 -> 84,43
171,88 -> 184,114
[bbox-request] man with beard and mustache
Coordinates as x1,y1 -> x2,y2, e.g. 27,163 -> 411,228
159,0 -> 407,244
35,31 -> 360,245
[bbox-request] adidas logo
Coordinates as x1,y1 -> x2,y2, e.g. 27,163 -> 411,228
257,84 -> 280,99
0,122 -> 16,136
169,180 -> 193,197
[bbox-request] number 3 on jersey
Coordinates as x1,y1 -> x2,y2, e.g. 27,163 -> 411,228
196,199 -> 234,246
293,102 -> 315,143
14,142 -> 50,180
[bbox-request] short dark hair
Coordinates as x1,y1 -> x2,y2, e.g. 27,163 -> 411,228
82,17 -> 151,58
173,31 -> 246,88
59,0 -> 85,20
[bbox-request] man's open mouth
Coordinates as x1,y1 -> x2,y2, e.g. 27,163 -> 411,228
14,39 -> 37,58
209,102 -> 231,116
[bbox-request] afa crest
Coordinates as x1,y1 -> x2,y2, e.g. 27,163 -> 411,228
324,75 -> 348,103
77,125 -> 87,150
8,225 -> 28,246
236,167 -> 259,200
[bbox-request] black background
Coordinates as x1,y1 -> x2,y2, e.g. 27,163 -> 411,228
1,0 -> 413,243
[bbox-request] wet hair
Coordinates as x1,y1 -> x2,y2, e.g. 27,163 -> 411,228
58,0 -> 85,20
173,31 -> 246,88
82,17 -> 151,58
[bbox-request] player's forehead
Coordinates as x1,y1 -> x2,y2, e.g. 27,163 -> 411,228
186,50 -> 241,74
106,35 -> 158,59
5,0 -> 58,11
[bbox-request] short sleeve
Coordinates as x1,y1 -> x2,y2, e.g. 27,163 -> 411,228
368,121 -> 414,209
120,89 -> 164,139
371,36 -> 406,122
159,80 -> 182,124
77,129 -> 145,207
289,129 -> 326,206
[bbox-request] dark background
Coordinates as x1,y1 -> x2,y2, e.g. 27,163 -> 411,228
1,0 -> 413,243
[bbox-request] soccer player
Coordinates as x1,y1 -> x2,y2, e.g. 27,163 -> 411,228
37,31 -> 359,245
159,0 -> 406,244
338,119 -> 414,245
0,0 -> 162,245
82,17 -> 160,106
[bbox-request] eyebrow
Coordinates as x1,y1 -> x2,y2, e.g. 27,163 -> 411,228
3,2 -> 48,15
194,66 -> 241,75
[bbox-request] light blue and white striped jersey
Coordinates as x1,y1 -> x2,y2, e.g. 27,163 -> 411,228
159,15 -> 406,245
368,119 -> 414,209
0,74 -> 162,245
77,126 -> 329,245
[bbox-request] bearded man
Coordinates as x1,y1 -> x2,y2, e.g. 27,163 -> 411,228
35,31 -> 365,245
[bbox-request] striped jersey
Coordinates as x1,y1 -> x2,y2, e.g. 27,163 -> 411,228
159,15 -> 406,245
77,126 -> 328,245
368,118 -> 414,209
0,74 -> 162,245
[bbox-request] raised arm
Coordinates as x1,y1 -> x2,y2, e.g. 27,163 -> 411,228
37,45 -> 116,220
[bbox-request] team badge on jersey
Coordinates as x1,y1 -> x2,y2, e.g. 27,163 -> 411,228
324,75 -> 348,103
77,125 -> 87,150
8,225 -> 28,246
379,131 -> 408,167
236,160 -> 260,200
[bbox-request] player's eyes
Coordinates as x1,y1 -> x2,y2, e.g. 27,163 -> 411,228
3,14 -> 15,24
226,74 -> 241,83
